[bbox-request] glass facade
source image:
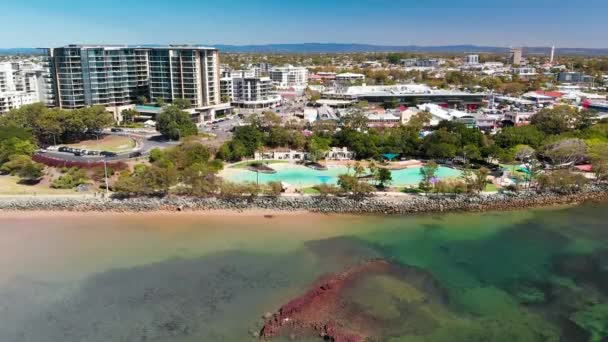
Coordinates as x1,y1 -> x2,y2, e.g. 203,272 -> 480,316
48,46 -> 219,109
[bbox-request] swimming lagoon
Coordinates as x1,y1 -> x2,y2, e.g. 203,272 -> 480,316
219,162 -> 461,187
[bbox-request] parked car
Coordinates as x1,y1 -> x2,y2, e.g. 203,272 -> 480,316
86,150 -> 99,156
100,151 -> 117,157
128,151 -> 142,158
58,146 -> 69,152
111,128 -> 123,132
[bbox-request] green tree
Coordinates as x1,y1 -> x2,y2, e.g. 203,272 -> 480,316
376,167 -> 392,188
307,135 -> 331,162
137,96 -> 148,105
17,161 -> 44,184
531,105 -> 579,135
0,137 -> 37,164
541,138 -> 587,166
156,105 -> 198,140
419,161 -> 438,190
121,108 -> 138,124
494,125 -> 545,149
172,98 -> 193,110
586,139 -> 608,182
341,110 -> 368,131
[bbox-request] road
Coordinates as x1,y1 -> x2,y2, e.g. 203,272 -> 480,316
39,130 -> 180,162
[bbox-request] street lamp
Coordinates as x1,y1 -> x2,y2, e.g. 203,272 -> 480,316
95,134 -> 109,196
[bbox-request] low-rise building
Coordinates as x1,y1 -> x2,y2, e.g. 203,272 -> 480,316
269,64 -> 308,87
326,147 -> 355,160
557,72 -> 595,85
0,91 -> 38,113
254,148 -> 308,161
232,76 -> 281,109
335,72 -> 365,84
323,84 -> 486,109
465,55 -> 479,65
0,61 -> 51,113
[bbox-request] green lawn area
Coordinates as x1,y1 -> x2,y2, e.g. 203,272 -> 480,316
66,135 -> 136,153
230,160 -> 290,169
0,175 -> 78,195
484,183 -> 499,192
500,164 -> 528,178
399,187 -> 424,194
302,187 -> 320,195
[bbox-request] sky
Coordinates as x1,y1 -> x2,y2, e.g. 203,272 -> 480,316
2,0 -> 607,48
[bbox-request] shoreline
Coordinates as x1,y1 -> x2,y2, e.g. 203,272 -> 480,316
0,185 -> 607,216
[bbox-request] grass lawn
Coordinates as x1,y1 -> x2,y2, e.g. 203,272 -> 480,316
400,187 -> 424,194
66,135 -> 136,153
484,183 -> 499,192
230,160 -> 290,169
500,164 -> 528,178
0,175 -> 78,195
302,187 -> 320,195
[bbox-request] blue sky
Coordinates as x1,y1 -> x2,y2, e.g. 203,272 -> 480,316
2,0 -> 607,48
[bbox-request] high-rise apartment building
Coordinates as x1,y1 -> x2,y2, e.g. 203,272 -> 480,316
148,47 -> 220,108
45,45 -> 149,109
45,45 -> 221,110
509,47 -> 523,65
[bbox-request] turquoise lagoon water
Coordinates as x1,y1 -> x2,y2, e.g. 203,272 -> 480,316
220,163 -> 461,187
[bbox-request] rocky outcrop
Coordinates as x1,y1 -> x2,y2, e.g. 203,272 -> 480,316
260,260 -> 390,341
1,185 -> 607,214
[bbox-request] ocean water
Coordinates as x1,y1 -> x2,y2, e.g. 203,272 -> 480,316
220,163 -> 461,187
0,204 -> 607,341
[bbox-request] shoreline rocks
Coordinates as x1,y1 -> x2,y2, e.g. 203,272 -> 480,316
1,185 -> 608,215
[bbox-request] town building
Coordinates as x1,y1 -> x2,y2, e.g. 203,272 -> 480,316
417,103 -> 476,127
509,47 -> 523,65
335,72 -> 365,84
557,72 -> 595,85
0,61 -> 51,113
0,91 -> 38,113
269,64 -> 308,87
231,76 -> 281,109
147,46 -> 221,108
322,84 -> 486,110
44,45 -> 224,120
402,58 -> 443,68
465,55 -> 479,64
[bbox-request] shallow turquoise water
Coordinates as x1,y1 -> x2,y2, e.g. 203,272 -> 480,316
1,203 -> 607,341
220,163 -> 461,187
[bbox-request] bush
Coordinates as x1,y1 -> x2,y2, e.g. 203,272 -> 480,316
314,184 -> 342,197
0,154 -> 34,175
32,154 -> 128,171
434,179 -> 467,194
219,181 -> 260,199
266,181 -> 283,197
51,168 -> 90,189
537,170 -> 588,194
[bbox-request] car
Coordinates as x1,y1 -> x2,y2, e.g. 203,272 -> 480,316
58,146 -> 69,152
100,151 -> 117,157
128,151 -> 142,158
73,151 -> 83,156
86,150 -> 99,156
111,128 -> 123,132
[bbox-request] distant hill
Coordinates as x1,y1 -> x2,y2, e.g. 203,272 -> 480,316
208,43 -> 608,56
2,44 -> 607,56
0,48 -> 45,56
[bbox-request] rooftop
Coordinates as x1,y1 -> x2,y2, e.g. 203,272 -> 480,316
51,44 -> 218,51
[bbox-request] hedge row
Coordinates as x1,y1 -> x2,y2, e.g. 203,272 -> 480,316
33,154 -> 128,171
